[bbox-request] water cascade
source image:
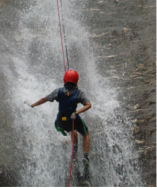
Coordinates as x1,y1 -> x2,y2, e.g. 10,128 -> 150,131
0,0 -> 145,186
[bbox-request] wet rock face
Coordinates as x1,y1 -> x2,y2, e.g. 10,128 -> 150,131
0,166 -> 18,187
80,0 -> 156,186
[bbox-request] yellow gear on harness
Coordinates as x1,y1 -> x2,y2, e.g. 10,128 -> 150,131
62,117 -> 67,121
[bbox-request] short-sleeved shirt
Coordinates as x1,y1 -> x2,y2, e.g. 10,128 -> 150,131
46,86 -> 89,135
46,86 -> 90,106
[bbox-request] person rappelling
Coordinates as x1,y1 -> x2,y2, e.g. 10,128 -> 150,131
29,69 -> 91,165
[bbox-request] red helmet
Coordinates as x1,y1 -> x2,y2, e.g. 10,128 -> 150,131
63,69 -> 79,84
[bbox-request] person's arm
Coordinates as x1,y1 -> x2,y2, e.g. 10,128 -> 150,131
31,97 -> 48,108
75,101 -> 91,115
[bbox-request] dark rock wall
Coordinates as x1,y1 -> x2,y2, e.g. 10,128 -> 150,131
79,0 -> 156,186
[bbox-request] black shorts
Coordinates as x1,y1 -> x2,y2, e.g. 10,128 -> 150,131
55,113 -> 88,135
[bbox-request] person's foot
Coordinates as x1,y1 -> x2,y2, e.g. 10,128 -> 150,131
83,153 -> 89,166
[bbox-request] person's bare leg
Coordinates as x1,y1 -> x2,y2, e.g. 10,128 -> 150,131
83,130 -> 90,153
71,130 -> 78,144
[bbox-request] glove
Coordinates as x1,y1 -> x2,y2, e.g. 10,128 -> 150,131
71,112 -> 76,119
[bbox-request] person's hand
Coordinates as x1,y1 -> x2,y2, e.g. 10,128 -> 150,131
71,112 -> 76,119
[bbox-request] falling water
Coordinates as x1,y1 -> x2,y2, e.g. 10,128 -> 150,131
0,0 -> 145,186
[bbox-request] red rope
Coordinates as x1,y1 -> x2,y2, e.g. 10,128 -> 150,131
68,119 -> 74,187
57,0 -> 66,73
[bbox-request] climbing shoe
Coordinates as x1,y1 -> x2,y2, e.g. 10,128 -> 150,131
73,144 -> 78,153
83,153 -> 89,166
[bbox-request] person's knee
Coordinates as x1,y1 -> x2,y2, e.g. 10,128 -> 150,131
71,130 -> 78,144
83,130 -> 89,137
74,130 -> 78,136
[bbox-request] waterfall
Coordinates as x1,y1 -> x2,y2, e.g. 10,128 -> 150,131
0,0 -> 144,186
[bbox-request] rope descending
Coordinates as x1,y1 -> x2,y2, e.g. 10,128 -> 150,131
56,0 -> 70,73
